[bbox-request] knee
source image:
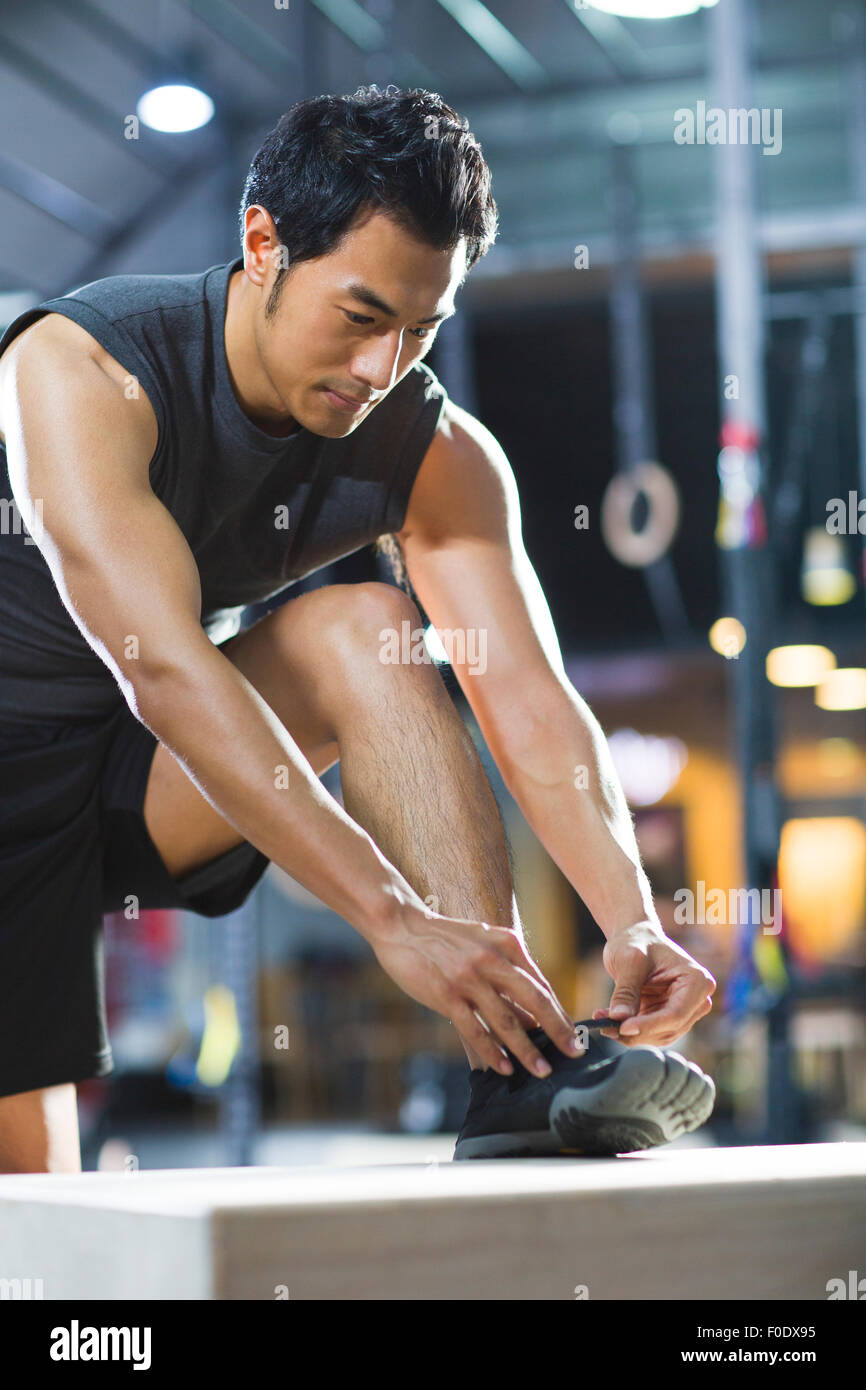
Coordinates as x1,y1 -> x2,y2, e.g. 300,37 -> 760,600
320,581 -> 425,666
274,582 -> 437,704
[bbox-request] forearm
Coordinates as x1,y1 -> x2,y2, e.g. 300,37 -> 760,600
498,689 -> 662,940
135,647 -> 424,941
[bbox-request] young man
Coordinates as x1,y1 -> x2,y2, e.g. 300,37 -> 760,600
0,86 -> 715,1173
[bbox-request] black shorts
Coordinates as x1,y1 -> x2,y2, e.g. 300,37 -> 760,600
0,702 -> 270,1099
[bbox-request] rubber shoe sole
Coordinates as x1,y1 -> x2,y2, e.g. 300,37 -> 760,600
453,1047 -> 715,1160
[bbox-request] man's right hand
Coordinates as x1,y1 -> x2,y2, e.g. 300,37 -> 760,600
370,904 -> 582,1076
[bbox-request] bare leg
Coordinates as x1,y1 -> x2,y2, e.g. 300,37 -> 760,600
143,582 -> 528,1069
0,1084 -> 82,1174
331,595 -> 525,1069
338,641 -> 519,933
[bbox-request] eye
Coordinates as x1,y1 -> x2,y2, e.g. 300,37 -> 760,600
341,309 -> 433,340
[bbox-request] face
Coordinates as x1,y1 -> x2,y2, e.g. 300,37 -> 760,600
244,205 -> 466,438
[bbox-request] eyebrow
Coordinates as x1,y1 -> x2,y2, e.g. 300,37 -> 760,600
343,281 -> 456,324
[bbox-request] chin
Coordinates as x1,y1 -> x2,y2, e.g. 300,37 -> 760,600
327,416 -> 363,437
304,417 -> 356,440
313,399 -> 369,435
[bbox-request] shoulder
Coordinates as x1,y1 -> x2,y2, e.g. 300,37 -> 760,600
0,313 -> 157,449
2,309 -> 143,387
0,315 -> 101,446
396,395 -> 519,546
6,311 -> 114,371
417,391 -> 511,478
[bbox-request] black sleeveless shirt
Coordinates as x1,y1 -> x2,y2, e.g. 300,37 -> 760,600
0,257 -> 447,724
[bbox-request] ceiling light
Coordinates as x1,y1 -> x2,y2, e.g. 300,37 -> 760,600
137,84 -> 214,134
585,0 -> 719,18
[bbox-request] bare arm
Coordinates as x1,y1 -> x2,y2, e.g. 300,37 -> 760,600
398,400 -> 716,1045
398,400 -> 656,934
2,328 -> 579,1074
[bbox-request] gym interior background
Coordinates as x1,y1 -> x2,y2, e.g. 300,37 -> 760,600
1,0 -> 864,1170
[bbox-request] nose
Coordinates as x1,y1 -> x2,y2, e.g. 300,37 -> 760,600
351,329 -> 409,394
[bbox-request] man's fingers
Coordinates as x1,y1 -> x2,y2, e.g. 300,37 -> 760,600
614,968 -> 707,1034
639,976 -> 714,1035
606,990 -> 716,1047
677,993 -> 715,1037
450,1003 -> 513,1074
449,928 -> 580,1065
480,936 -> 579,1058
486,958 -> 581,1060
607,960 -> 650,1022
506,998 -> 541,1028
466,984 -> 555,1076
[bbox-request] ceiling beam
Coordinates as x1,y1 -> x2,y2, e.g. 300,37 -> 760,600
561,0 -> 643,79
179,0 -> 300,84
42,0 -> 170,77
0,152 -> 119,240
309,0 -> 387,51
434,0 -> 549,90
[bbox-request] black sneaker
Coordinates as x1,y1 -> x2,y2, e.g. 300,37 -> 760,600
453,1025 -> 715,1159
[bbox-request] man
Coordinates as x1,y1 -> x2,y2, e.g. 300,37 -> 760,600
0,86 -> 715,1173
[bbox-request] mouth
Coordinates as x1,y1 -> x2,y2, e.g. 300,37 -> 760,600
322,387 -> 373,412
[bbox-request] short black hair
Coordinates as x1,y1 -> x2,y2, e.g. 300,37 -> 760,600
238,83 -> 498,318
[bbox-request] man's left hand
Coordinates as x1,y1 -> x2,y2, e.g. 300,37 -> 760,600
594,921 -> 716,1047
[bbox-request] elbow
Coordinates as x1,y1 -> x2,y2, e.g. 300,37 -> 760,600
119,669 -> 169,735
126,630 -> 222,736
122,656 -> 194,735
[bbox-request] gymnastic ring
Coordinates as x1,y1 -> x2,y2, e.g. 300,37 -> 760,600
600,460 -> 680,567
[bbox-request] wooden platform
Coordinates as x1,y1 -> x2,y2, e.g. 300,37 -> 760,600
0,1142 -> 864,1300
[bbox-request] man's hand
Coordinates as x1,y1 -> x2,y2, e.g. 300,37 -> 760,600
370,907 -> 583,1076
594,921 -> 716,1047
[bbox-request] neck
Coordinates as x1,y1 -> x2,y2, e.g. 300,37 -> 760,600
224,267 -> 299,437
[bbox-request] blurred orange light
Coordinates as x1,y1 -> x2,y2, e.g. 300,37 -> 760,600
709,616 -> 746,658
766,645 -> 836,688
815,668 -> 866,711
778,818 -> 866,960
